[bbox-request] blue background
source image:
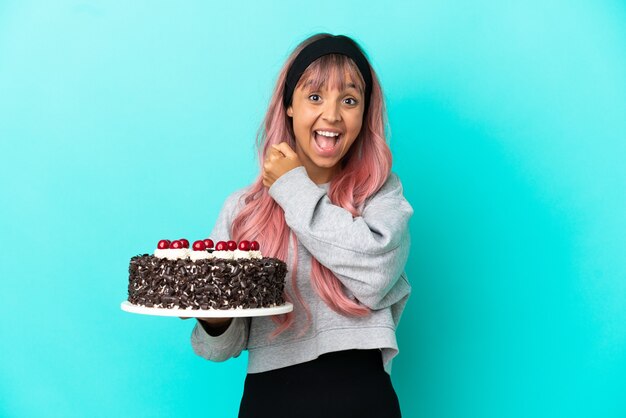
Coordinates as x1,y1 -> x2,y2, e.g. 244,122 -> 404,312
1,1 -> 625,417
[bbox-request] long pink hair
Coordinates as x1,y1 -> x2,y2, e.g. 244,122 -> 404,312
231,33 -> 392,337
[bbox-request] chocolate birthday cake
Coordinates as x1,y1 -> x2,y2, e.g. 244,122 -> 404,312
128,238 -> 287,310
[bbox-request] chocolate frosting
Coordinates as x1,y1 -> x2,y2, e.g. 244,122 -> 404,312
128,254 -> 287,310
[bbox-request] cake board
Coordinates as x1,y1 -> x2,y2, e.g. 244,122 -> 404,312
120,301 -> 293,318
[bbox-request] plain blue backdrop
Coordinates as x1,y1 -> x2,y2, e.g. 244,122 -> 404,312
1,1 -> 625,417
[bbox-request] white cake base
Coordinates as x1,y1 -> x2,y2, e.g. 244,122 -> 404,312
120,301 -> 293,318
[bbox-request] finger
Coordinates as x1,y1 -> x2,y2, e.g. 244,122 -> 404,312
274,142 -> 298,159
270,144 -> 286,158
266,147 -> 283,162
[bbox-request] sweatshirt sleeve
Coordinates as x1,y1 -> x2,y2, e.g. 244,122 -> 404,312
268,166 -> 413,310
190,189 -> 251,362
191,317 -> 250,362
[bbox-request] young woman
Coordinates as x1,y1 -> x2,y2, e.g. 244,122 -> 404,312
191,33 -> 413,418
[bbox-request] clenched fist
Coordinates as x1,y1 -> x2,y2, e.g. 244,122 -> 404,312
262,142 -> 302,188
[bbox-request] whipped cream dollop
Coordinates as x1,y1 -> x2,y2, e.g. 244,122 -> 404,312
154,248 -> 190,260
189,251 -> 215,261
153,248 -> 168,258
233,249 -> 252,259
212,250 -> 234,260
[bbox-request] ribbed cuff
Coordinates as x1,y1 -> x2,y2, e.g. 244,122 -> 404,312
193,318 -> 240,349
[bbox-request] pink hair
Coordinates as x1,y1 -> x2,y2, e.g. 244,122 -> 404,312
230,34 -> 392,337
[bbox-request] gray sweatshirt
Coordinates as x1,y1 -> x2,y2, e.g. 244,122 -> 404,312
191,166 -> 413,375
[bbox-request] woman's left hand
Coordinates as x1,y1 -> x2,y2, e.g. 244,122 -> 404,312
262,142 -> 302,188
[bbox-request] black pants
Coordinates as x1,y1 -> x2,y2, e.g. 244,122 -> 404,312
239,349 -> 402,418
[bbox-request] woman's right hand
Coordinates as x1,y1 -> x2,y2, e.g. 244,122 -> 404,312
262,143 -> 302,188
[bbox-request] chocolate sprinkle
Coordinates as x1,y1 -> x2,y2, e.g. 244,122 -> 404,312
127,255 -> 287,310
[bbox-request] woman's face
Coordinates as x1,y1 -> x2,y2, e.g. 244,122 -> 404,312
286,75 -> 364,183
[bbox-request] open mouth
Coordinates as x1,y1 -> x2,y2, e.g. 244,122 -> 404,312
313,130 -> 342,151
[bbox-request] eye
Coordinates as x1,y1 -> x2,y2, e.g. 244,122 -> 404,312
308,94 -> 321,102
344,97 -> 358,106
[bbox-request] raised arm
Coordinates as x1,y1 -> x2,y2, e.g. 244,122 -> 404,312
268,167 -> 413,310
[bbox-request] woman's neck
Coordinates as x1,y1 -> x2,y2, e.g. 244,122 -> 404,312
301,162 -> 337,185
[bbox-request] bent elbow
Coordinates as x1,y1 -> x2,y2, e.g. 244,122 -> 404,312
354,272 -> 411,311
351,279 -> 394,310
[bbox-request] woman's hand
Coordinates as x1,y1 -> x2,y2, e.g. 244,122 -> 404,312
262,142 -> 302,188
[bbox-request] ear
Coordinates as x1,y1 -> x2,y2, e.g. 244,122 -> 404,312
286,106 -> 293,117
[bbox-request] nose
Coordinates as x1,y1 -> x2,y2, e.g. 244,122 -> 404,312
321,100 -> 341,123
